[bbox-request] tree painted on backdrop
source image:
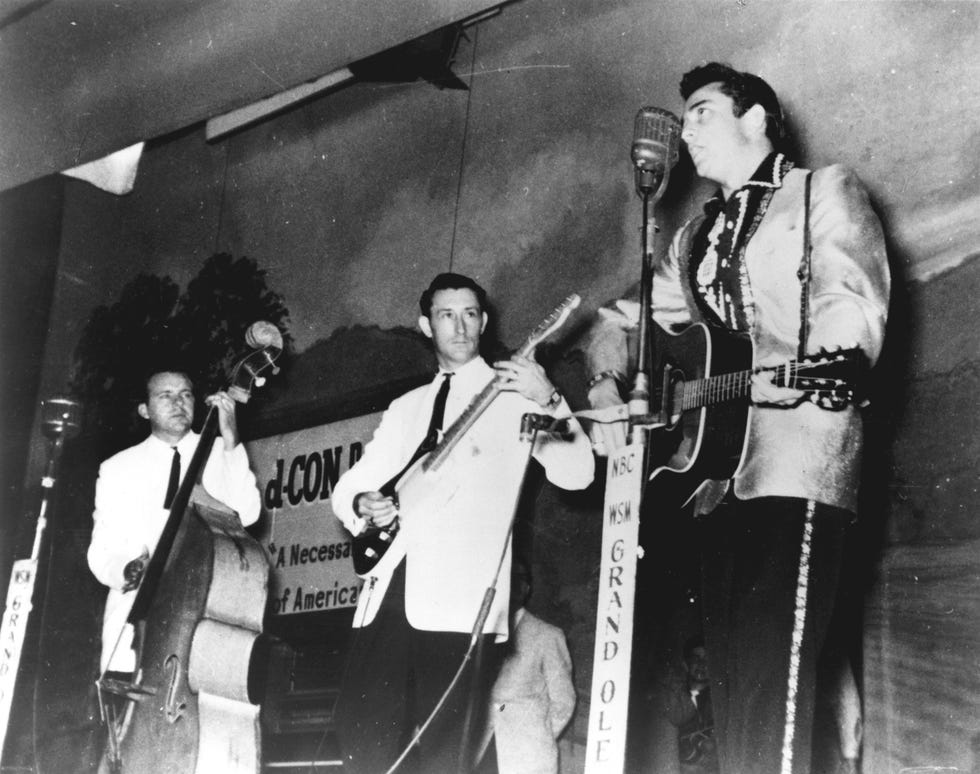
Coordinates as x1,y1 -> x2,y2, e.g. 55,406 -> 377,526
70,253 -> 292,458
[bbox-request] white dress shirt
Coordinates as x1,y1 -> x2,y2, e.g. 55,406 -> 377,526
88,431 -> 260,671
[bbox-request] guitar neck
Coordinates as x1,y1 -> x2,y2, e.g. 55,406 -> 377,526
422,379 -> 502,473
414,292 -> 579,477
680,369 -> 753,410
680,361 -> 802,410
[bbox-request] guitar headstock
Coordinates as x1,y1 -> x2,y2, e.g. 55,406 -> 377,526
793,346 -> 868,411
515,294 -> 582,357
227,322 -> 284,404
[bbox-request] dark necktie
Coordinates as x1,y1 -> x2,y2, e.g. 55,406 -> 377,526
163,446 -> 181,509
423,372 -> 453,449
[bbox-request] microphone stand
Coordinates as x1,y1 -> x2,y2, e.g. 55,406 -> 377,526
627,181 -> 668,462
0,398 -> 81,767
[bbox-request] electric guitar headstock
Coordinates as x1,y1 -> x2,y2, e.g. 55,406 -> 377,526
514,294 -> 582,358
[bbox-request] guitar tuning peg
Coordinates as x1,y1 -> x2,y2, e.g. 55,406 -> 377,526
255,376 -> 267,387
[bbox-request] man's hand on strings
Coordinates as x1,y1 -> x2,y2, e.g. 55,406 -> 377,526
587,378 -> 628,456
354,491 -> 399,530
205,390 -> 240,450
122,547 -> 149,592
494,354 -> 556,407
751,370 -> 806,407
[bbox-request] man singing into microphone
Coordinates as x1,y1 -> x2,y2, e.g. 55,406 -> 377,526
584,63 -> 889,773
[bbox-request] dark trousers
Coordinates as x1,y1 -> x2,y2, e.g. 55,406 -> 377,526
699,496 -> 849,774
335,562 -> 502,774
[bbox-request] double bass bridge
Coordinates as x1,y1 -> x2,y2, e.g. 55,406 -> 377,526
164,654 -> 188,723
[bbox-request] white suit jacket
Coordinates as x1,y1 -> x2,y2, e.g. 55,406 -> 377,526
88,432 -> 261,671
331,357 -> 594,638
585,165 -> 890,512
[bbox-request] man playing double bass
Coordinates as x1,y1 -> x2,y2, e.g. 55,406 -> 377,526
87,367 -> 261,676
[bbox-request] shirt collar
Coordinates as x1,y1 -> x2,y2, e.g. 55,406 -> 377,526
701,151 -> 792,215
147,431 -> 197,455
744,151 -> 792,189
435,355 -> 492,391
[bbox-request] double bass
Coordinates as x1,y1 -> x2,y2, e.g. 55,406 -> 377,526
98,323 -> 282,774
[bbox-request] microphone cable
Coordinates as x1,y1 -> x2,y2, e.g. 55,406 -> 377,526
382,426 -> 541,774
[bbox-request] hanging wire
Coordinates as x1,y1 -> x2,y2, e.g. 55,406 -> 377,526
448,25 -> 479,272
213,139 -> 231,255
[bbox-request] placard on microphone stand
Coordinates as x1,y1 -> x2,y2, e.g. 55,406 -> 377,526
583,442 -> 643,774
584,107 -> 679,774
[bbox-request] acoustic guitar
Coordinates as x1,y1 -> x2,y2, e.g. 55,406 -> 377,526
645,321 -> 867,509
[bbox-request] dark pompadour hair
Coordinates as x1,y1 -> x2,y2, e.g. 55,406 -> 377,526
418,272 -> 488,317
680,62 -> 786,149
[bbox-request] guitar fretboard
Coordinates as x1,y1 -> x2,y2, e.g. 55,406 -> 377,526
423,380 -> 501,472
681,369 -> 755,410
679,359 -> 848,411
417,293 -> 579,475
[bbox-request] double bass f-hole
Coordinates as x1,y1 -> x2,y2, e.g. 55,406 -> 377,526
163,654 -> 186,724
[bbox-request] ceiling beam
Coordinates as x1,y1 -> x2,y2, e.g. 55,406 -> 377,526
0,0 -> 508,191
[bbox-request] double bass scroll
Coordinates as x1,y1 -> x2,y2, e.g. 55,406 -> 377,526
100,322 -> 282,774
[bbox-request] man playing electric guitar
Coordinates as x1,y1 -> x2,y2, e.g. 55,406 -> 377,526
584,63 -> 889,774
332,272 -> 594,774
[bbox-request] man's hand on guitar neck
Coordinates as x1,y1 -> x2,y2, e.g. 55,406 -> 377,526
751,370 -> 806,407
493,353 -> 559,407
354,491 -> 399,530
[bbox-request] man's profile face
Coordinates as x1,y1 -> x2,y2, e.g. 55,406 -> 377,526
139,371 -> 195,443
681,82 -> 755,187
419,287 -> 487,371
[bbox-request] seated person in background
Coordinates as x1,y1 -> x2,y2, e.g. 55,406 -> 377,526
664,635 -> 718,774
477,561 -> 577,774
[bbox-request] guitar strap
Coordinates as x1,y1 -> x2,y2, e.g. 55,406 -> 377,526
796,171 -> 814,360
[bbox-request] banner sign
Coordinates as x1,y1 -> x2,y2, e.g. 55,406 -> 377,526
246,412 -> 383,617
584,443 -> 644,774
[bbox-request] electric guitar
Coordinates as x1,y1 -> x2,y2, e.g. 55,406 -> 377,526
351,293 -> 582,577
645,321 -> 867,509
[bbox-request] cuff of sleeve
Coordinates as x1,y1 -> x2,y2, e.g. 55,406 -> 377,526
587,369 -> 626,392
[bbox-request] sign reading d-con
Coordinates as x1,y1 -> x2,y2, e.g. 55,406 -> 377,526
246,412 -> 383,616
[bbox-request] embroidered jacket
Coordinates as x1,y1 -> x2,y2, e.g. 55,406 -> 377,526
584,162 -> 890,512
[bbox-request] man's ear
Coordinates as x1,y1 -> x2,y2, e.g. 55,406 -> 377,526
743,103 -> 768,139
419,315 -> 433,339
480,312 -> 488,334
137,403 -> 150,420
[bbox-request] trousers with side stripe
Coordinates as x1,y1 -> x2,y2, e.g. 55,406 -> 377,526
699,495 -> 850,774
